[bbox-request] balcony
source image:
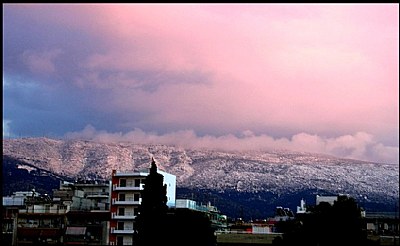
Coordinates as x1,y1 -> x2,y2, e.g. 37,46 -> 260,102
111,227 -> 134,234
85,192 -> 109,198
111,212 -> 137,220
112,198 -> 142,205
113,183 -> 144,191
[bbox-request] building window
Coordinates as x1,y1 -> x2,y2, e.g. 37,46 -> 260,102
117,236 -> 123,246
134,179 -> 140,187
117,222 -> 124,230
119,207 -> 125,216
120,179 -> 126,187
134,194 -> 140,202
119,194 -> 125,201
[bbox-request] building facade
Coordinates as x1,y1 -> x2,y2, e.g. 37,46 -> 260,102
54,180 -> 111,245
16,193 -> 68,245
2,181 -> 112,246
109,167 -> 176,245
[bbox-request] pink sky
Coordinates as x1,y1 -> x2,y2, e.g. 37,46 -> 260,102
3,4 -> 399,163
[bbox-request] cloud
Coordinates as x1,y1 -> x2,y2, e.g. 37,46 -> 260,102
65,125 -> 399,164
4,4 -> 399,164
22,49 -> 63,74
3,119 -> 13,138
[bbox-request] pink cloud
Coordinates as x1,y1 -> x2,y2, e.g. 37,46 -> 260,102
5,4 -> 399,163
69,4 -> 397,131
65,125 -> 399,164
22,49 -> 63,74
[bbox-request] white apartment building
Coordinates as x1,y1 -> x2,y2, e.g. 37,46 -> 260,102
109,166 -> 176,246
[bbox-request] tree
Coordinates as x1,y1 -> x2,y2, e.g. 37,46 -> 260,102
134,158 -> 168,245
133,158 -> 216,246
275,195 -> 370,246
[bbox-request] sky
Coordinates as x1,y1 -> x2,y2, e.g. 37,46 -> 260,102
3,4 -> 399,164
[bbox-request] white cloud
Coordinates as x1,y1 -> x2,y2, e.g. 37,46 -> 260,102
65,125 -> 399,164
3,119 -> 12,138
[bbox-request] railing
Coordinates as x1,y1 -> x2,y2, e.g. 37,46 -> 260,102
18,209 -> 68,214
112,198 -> 142,205
17,223 -> 64,229
111,212 -> 137,219
85,192 -> 109,197
110,227 -> 135,234
113,183 -> 144,191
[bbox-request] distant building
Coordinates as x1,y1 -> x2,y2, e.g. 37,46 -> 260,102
16,192 -> 68,245
175,199 -> 227,231
272,206 -> 295,222
2,181 -> 112,246
364,211 -> 399,237
53,181 -> 92,211
2,191 -> 34,245
65,210 -> 110,245
296,198 -> 307,214
109,166 -> 176,246
56,180 -> 111,211
53,180 -> 112,245
316,195 -> 338,206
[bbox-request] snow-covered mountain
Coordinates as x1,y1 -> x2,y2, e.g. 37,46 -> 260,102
3,137 -> 399,217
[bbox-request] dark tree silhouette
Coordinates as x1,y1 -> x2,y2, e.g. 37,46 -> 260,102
139,158 -> 168,216
274,195 -> 372,246
134,158 -> 169,245
165,208 -> 217,246
134,158 -> 216,246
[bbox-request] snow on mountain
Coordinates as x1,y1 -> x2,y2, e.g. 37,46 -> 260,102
3,137 -> 399,205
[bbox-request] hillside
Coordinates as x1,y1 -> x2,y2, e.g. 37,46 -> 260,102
3,137 -> 399,218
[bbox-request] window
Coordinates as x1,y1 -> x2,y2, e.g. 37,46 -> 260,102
119,179 -> 126,187
118,207 -> 125,216
119,194 -> 125,201
117,222 -> 124,230
117,236 -> 123,246
134,179 -> 140,187
134,194 -> 140,202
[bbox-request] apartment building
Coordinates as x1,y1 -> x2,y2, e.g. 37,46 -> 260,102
54,180 -> 111,245
2,191 -> 36,245
16,193 -> 68,245
109,164 -> 176,245
58,180 -> 111,211
2,181 -> 112,246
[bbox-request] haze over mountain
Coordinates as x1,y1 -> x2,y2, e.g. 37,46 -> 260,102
3,137 -> 399,218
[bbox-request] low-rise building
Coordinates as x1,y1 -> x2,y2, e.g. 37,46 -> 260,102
2,191 -> 32,245
3,181 -> 112,246
53,180 -> 112,245
70,180 -> 111,211
65,210 -> 110,245
316,195 -> 338,206
16,193 -> 68,245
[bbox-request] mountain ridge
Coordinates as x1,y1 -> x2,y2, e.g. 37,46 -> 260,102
3,137 -> 399,218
